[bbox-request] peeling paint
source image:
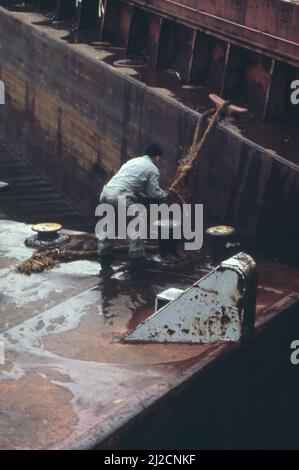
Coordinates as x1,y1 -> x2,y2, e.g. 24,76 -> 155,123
125,253 -> 257,343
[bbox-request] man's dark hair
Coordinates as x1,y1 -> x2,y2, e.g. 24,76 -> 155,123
145,143 -> 163,158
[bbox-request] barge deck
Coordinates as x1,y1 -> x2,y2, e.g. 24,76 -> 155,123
0,2 -> 299,450
1,140 -> 299,449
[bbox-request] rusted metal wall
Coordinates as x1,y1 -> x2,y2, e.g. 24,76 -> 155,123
194,124 -> 299,263
127,0 -> 299,66
101,1 -> 299,117
0,7 -> 298,260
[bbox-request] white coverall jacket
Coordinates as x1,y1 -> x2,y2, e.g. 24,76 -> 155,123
99,155 -> 167,257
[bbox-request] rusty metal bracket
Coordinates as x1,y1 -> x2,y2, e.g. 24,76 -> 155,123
124,252 -> 257,343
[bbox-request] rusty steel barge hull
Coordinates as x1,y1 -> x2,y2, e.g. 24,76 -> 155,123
0,5 -> 298,263
0,2 -> 299,450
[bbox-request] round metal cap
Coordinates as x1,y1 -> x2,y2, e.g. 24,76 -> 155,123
206,225 -> 236,238
32,223 -> 62,234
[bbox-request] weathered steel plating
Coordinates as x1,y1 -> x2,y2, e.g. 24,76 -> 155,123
3,1 -> 299,118
124,252 -> 257,343
100,0 -> 299,118
0,6 -> 298,261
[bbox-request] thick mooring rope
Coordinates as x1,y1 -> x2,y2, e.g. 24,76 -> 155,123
16,245 -> 159,275
168,101 -> 230,203
16,249 -> 98,275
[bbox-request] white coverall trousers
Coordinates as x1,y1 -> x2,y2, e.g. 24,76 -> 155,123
98,190 -> 145,258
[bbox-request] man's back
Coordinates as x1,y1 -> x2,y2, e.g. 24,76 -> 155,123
98,144 -> 167,259
102,155 -> 167,201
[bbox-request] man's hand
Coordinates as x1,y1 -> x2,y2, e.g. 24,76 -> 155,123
138,193 -> 150,203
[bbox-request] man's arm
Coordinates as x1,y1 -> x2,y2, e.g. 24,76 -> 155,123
146,168 -> 168,201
